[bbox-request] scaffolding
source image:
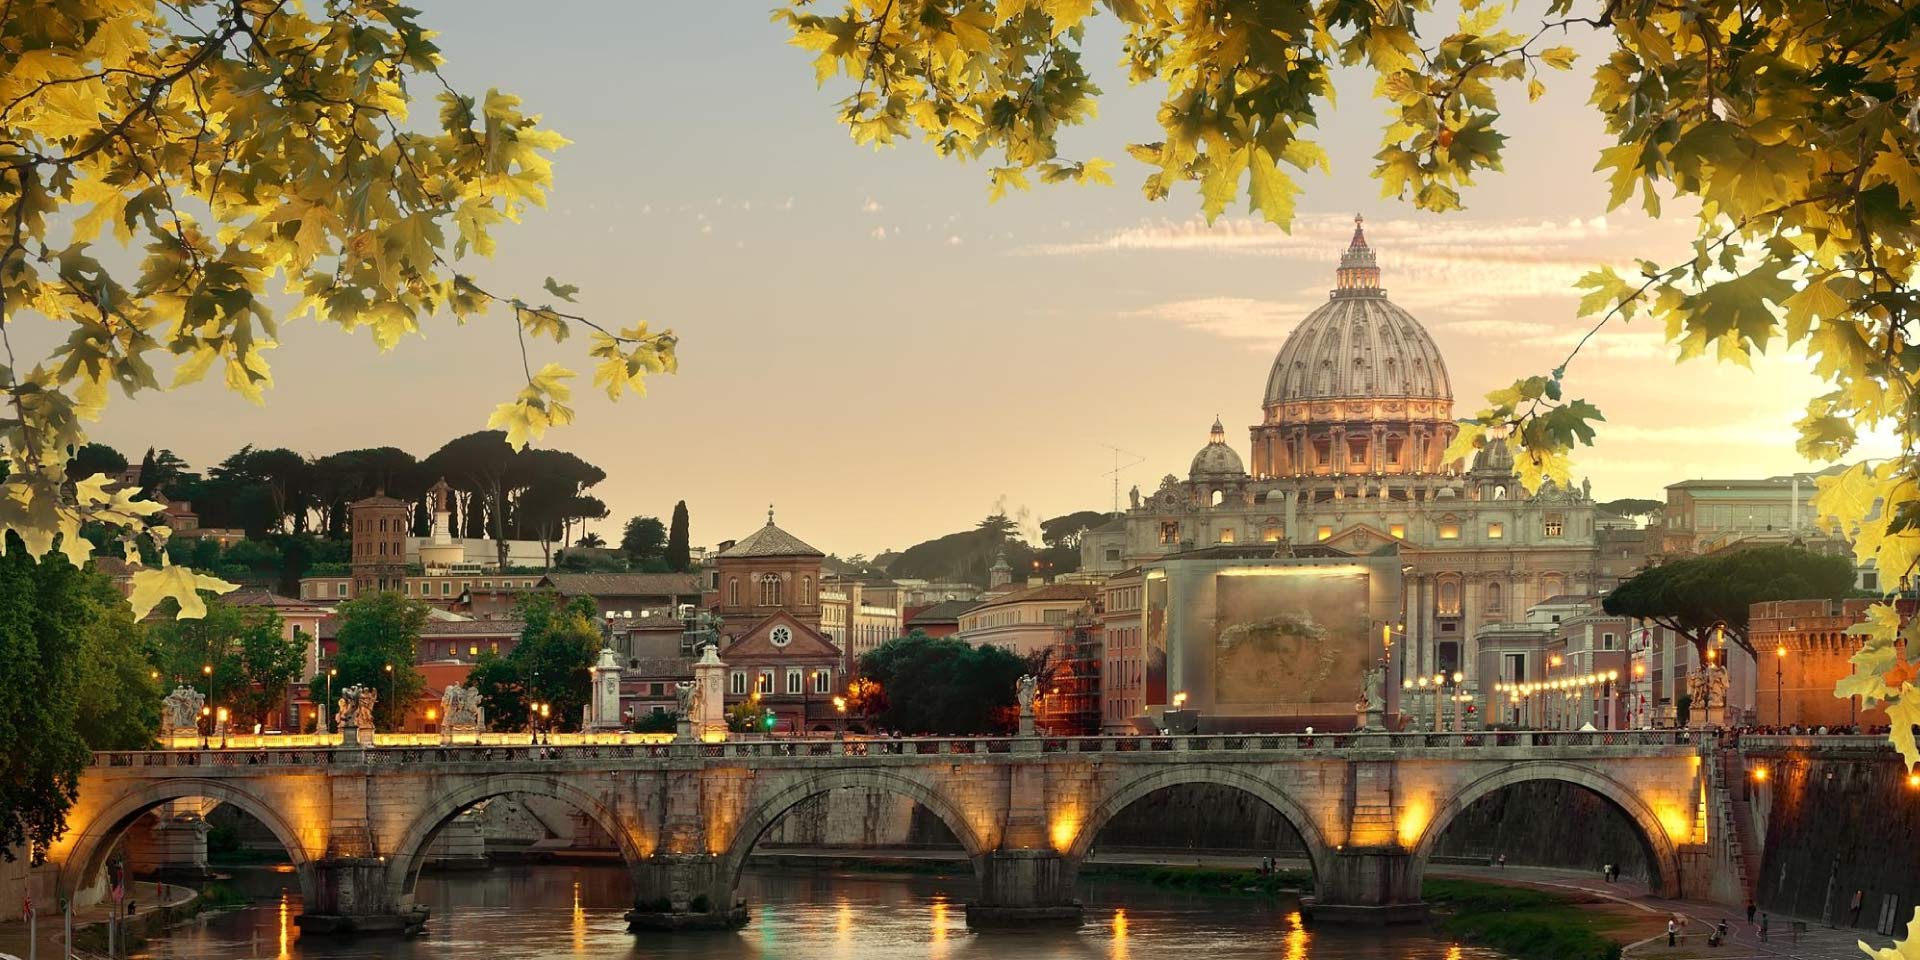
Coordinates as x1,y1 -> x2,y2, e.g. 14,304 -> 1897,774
1036,611 -> 1103,736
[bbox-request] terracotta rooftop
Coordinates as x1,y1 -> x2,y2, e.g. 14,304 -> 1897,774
971,583 -> 1099,610
538,572 -> 703,597
718,509 -> 824,559
905,598 -> 981,624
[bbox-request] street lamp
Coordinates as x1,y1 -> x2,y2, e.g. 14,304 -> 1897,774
383,663 -> 394,730
832,696 -> 847,739
200,705 -> 211,749
1775,643 -> 1787,727
323,667 -> 338,732
216,707 -> 229,749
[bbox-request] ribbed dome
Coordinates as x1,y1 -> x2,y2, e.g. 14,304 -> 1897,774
1470,437 -> 1515,474
1263,217 -> 1452,408
1190,417 -> 1246,478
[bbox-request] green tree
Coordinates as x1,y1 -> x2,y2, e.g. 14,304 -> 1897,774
1598,499 -> 1663,519
858,630 -> 1029,734
667,501 -> 692,573
66,443 -> 128,484
1602,546 -> 1858,663
726,700 -> 765,734
147,597 -> 301,730
0,534 -> 95,862
622,515 -> 668,565
469,594 -> 601,732
329,593 -> 429,730
71,571 -> 160,751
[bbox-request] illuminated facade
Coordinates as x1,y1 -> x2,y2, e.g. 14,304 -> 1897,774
1122,217 -> 1601,716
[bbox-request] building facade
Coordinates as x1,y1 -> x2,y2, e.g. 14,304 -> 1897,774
1117,218 -> 1601,717
818,578 -> 903,675
1747,598 -> 1904,729
708,509 -> 825,634
955,583 -> 1100,657
1098,568 -> 1146,732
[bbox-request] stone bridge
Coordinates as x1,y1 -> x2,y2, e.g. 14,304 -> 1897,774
47,730 -> 1708,932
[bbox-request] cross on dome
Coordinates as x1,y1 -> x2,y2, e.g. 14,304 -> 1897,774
767,503 -> 775,525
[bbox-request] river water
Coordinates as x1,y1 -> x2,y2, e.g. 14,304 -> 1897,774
132,865 -> 1508,960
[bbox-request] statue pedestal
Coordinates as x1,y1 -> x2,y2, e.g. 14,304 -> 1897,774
341,722 -> 373,747
589,646 -> 624,732
691,645 -> 728,741
1018,713 -> 1035,737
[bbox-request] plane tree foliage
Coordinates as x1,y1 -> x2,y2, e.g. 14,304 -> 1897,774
0,0 -> 677,621
782,0 -> 1920,781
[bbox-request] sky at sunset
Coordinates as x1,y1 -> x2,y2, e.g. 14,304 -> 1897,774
36,3 -> 1889,557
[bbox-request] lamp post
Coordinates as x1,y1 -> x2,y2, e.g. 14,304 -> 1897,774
216,707 -> 229,749
1450,671 -> 1465,732
1775,643 -> 1787,727
832,695 -> 847,739
201,662 -> 214,716
199,706 -> 211,749
383,663 -> 395,731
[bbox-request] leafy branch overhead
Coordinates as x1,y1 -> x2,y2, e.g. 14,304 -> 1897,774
784,0 -> 1920,769
0,0 -> 677,615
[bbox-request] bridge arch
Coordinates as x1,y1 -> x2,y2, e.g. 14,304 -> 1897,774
383,773 -> 646,904
715,768 -> 990,886
1066,764 -> 1332,877
59,778 -> 316,902
1410,760 -> 1683,897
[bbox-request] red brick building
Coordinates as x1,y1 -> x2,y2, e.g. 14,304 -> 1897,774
1748,598 -> 1912,729
719,611 -> 845,733
708,509 -> 826,633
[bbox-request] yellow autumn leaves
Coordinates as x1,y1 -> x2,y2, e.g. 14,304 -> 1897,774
2,0 -> 675,620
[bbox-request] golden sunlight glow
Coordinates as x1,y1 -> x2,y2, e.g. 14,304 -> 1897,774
1218,564 -> 1371,579
1656,802 -> 1692,845
930,895 -> 950,955
1112,908 -> 1130,960
837,897 -> 853,944
278,893 -> 290,960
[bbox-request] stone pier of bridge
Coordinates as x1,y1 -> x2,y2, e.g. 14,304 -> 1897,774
44,731 -> 1705,933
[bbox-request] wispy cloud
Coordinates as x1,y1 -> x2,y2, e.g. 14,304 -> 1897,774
1021,213 -> 1692,312
1121,297 -> 1314,352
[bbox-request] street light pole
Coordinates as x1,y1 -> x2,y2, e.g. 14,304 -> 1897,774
1775,643 -> 1786,727
383,662 -> 395,731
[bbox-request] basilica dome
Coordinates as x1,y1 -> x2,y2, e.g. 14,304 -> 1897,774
1246,217 -> 1459,479
1190,417 -> 1247,479
1262,218 -> 1452,408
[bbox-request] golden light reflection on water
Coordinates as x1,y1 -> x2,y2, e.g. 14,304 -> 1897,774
571,881 -> 585,954
930,894 -> 949,958
1111,908 -> 1129,960
836,897 -> 852,946
1446,946 -> 1463,960
276,893 -> 290,960
1284,909 -> 1310,960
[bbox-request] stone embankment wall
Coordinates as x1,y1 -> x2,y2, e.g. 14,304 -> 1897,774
1749,751 -> 1920,932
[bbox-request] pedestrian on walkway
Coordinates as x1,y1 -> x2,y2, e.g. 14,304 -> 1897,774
1716,918 -> 1729,944
1746,899 -> 1756,923
1603,863 -> 1612,883
1760,913 -> 1770,942
1497,853 -> 1506,869
1668,918 -> 1678,947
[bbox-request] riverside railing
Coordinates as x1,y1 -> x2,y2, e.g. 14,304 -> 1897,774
88,729 -> 1697,768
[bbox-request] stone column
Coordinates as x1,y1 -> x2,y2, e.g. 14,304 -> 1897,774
965,850 -> 1083,928
295,767 -> 429,936
692,645 -> 728,741
627,855 -> 747,931
1309,847 -> 1425,923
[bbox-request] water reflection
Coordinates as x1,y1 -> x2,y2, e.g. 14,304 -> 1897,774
132,865 -> 1504,960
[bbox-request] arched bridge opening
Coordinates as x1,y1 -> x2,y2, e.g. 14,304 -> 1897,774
58,778 -> 315,908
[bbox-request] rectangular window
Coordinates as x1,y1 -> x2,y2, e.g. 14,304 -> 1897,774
1389,523 -> 1406,539
1602,632 -> 1616,651
1545,514 -> 1565,537
731,671 -> 747,695
814,669 -> 831,694
441,581 -> 451,595
785,669 -> 802,694
1217,528 -> 1236,544
650,682 -> 663,696
481,580 -> 492,590
1316,525 -> 1333,541
1487,522 -> 1504,540
337,583 -> 348,597
489,641 -> 499,655
1105,548 -> 1121,562
1159,522 -> 1180,545
1438,522 -> 1461,540
758,671 -> 773,694
468,645 -> 478,656
1262,526 -> 1283,543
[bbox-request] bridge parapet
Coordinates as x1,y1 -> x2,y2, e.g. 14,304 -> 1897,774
57,731 -> 1706,935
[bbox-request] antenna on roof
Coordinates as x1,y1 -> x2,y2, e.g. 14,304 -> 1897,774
1100,444 -> 1146,514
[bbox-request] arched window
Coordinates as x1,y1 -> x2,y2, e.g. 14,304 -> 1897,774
1487,581 -> 1504,612
1543,574 -> 1564,597
1438,579 -> 1460,615
1211,489 -> 1225,507
1493,485 -> 1507,500
802,576 -> 813,605
727,578 -> 740,606
760,574 -> 782,607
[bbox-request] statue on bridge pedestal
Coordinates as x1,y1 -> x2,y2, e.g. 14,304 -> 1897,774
337,684 -> 377,745
1016,674 -> 1039,737
439,685 -> 484,743
161,686 -> 205,741
674,680 -> 702,742
1356,663 -> 1387,732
